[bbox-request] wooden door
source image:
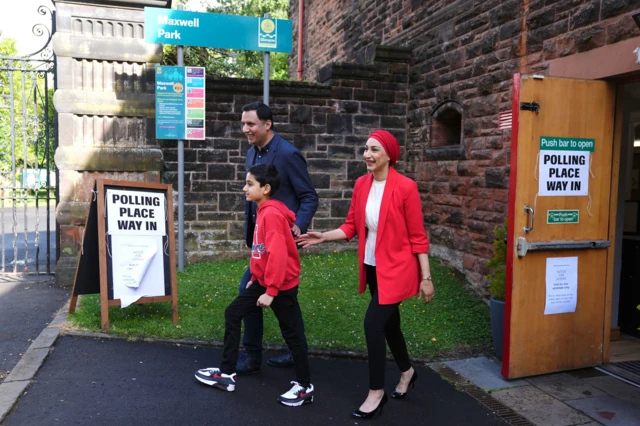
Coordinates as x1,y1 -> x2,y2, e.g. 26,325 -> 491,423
503,75 -> 616,379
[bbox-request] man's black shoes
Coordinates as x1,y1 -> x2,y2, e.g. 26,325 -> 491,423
267,351 -> 295,368
236,351 -> 295,371
236,354 -> 261,375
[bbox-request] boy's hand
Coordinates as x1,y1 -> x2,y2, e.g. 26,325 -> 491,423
257,294 -> 274,308
245,280 -> 253,289
291,225 -> 301,237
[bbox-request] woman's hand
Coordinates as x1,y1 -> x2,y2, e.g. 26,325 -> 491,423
418,279 -> 434,303
295,231 -> 325,248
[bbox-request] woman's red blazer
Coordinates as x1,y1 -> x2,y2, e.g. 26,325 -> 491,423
339,167 -> 430,305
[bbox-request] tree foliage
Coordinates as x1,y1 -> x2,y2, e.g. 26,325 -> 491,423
0,38 -> 55,186
163,0 -> 290,80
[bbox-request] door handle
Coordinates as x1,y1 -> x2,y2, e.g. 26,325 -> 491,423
517,238 -> 610,257
524,204 -> 534,234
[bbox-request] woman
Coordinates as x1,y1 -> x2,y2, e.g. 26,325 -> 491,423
297,130 -> 434,419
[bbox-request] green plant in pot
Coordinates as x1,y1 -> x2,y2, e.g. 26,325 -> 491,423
487,219 -> 507,360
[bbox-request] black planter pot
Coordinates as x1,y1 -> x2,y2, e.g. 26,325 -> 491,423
490,296 -> 505,361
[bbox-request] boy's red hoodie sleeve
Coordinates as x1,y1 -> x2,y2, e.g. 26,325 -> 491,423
263,226 -> 288,296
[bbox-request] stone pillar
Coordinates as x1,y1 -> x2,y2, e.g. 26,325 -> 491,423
52,0 -> 170,286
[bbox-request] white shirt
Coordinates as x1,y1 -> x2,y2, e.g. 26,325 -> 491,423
364,179 -> 386,266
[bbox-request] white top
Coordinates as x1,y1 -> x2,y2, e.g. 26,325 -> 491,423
364,179 -> 386,266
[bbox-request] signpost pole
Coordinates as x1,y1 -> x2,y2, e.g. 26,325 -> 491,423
177,4 -> 185,272
147,6 -> 292,272
263,13 -> 270,105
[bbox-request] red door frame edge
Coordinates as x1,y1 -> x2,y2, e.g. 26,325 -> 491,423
502,73 -> 521,378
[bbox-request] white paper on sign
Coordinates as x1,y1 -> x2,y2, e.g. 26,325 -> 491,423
111,235 -> 166,308
544,256 -> 578,315
120,241 -> 157,288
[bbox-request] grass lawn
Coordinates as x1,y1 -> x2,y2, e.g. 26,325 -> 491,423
68,251 -> 492,359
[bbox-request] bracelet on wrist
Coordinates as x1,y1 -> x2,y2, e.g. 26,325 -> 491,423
422,276 -> 432,281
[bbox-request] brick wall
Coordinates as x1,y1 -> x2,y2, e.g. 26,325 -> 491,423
161,49 -> 410,264
290,0 -> 640,292
290,0 -> 443,82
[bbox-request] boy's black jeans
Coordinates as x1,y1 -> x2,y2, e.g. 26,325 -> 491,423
220,282 -> 311,387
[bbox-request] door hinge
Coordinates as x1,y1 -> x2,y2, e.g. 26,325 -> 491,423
520,102 -> 540,113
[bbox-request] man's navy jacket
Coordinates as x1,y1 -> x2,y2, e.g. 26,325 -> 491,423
244,132 -> 319,248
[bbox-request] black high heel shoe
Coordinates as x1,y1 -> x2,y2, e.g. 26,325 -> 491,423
390,370 -> 418,399
351,393 -> 388,419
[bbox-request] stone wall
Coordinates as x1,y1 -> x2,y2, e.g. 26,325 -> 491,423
52,0 -> 169,286
291,0 -> 640,82
290,0 -> 640,292
164,47 -> 411,263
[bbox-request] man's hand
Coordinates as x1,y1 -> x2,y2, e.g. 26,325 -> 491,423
257,294 -> 274,308
291,225 -> 302,237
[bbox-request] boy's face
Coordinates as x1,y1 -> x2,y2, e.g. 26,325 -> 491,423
243,172 -> 270,204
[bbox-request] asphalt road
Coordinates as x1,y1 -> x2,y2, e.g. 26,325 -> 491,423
0,275 -> 68,383
0,206 -> 57,273
4,336 -> 507,426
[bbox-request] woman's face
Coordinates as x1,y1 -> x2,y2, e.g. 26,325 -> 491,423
363,138 -> 390,173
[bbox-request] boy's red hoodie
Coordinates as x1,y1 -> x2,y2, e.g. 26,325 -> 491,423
250,199 -> 300,296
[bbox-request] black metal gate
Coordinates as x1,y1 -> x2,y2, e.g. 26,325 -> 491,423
0,5 -> 57,275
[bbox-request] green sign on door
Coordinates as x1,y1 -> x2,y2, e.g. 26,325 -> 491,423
547,210 -> 580,224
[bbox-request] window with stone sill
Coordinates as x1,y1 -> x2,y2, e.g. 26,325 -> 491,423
430,101 -> 463,147
426,100 -> 466,161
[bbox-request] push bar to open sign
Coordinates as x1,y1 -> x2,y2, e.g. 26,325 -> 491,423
516,237 -> 611,258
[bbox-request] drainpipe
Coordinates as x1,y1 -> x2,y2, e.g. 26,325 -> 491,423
297,0 -> 304,81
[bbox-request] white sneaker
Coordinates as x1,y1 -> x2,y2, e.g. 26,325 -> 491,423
194,367 -> 236,392
278,381 -> 314,406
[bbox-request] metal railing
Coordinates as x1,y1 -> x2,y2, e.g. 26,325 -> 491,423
0,4 -> 57,275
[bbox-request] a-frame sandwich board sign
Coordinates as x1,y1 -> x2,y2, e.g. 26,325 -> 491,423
69,179 -> 178,333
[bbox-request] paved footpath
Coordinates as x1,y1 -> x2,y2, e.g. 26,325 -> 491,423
3,275 -> 639,425
0,275 -> 68,383
9,276 -> 639,425
2,334 -> 508,426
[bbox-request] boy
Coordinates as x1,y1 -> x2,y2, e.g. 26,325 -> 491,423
195,163 -> 314,407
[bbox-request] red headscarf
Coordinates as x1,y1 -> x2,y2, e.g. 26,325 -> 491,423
368,130 -> 400,166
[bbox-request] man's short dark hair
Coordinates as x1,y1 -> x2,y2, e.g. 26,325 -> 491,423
248,163 -> 280,197
242,101 -> 274,131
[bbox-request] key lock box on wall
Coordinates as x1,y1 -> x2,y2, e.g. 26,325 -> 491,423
503,74 -> 616,379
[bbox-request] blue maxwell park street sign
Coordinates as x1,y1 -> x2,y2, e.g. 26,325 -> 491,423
144,7 -> 293,53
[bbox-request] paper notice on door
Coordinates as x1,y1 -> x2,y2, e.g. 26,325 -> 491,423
544,256 -> 578,315
111,235 -> 165,308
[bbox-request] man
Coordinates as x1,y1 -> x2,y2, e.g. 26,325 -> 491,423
236,101 -> 318,374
